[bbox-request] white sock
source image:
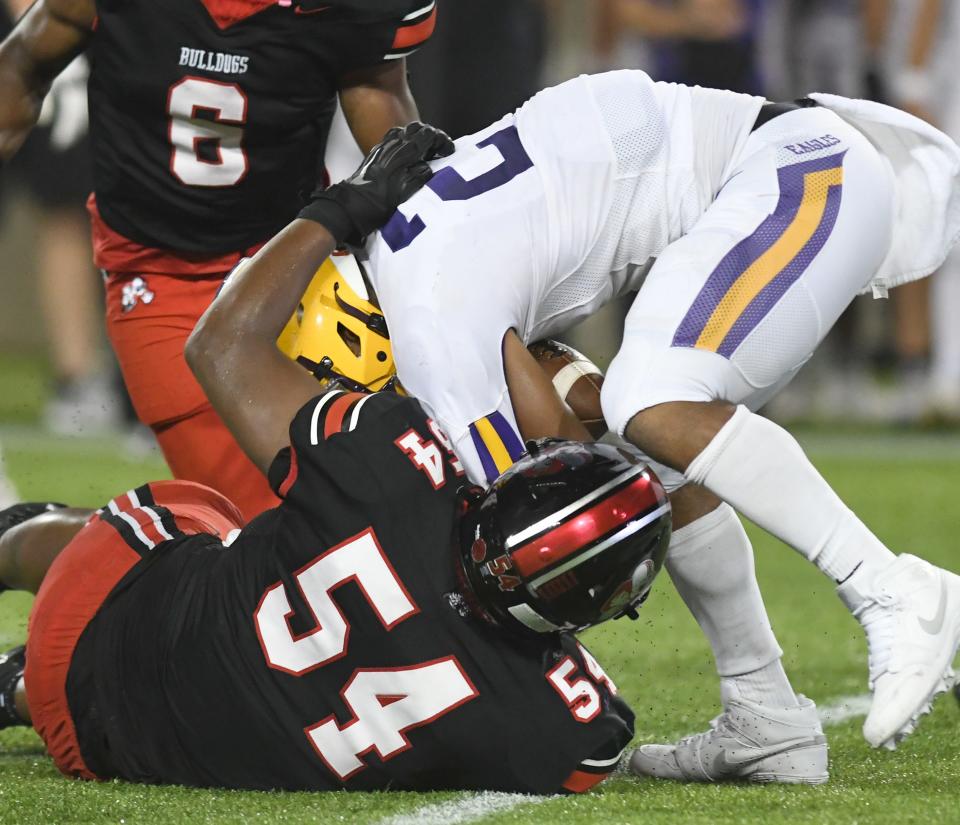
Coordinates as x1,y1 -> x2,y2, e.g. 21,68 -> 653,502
685,406 -> 896,584
722,660 -> 799,708
668,503 -> 797,706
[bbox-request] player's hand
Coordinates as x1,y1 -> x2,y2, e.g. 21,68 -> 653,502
298,121 -> 454,246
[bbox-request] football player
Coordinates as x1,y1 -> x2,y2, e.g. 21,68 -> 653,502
251,70 -> 960,780
0,0 -> 437,520
0,123 -> 673,793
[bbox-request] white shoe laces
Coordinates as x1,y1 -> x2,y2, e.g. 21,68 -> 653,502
677,711 -> 737,750
859,591 -> 901,685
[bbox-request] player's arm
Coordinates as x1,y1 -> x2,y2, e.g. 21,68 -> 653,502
187,220 -> 340,475
186,123 -> 453,475
502,330 -> 592,443
338,1 -> 436,152
0,0 -> 93,161
340,59 -> 419,154
455,332 -> 593,486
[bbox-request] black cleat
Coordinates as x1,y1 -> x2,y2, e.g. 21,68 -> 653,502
0,645 -> 27,729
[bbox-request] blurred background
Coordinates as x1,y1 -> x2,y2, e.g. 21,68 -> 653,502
1,0 -> 959,508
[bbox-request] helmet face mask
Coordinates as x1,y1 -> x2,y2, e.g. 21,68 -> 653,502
457,439 -> 672,636
277,252 -> 396,392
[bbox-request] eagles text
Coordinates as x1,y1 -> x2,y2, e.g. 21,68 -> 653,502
784,134 -> 842,155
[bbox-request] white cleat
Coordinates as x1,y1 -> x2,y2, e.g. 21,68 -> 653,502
629,695 -> 828,785
838,554 -> 960,750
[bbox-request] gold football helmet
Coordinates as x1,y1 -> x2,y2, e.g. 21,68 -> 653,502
278,251 -> 397,392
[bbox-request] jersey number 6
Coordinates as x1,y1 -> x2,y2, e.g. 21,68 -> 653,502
254,528 -> 479,781
167,77 -> 248,187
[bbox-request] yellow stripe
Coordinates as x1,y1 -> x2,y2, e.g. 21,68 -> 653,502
695,166 -> 844,352
473,417 -> 513,473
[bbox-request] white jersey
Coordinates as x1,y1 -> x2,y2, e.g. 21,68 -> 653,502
365,70 -> 761,483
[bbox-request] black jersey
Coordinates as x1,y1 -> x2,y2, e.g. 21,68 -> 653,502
67,392 -> 633,793
87,0 -> 435,254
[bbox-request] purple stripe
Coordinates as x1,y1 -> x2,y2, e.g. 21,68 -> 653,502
470,424 -> 500,483
672,152 -> 847,349
717,181 -> 843,356
488,411 -> 525,460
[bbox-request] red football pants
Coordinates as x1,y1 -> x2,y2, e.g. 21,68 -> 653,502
104,270 -> 279,521
26,480 -> 244,779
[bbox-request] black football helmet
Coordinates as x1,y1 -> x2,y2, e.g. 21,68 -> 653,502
456,439 -> 671,634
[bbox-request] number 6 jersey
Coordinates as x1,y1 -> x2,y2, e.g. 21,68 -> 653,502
87,0 -> 435,257
65,391 -> 633,792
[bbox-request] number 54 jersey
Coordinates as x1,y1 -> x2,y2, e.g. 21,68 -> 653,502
68,391 -> 633,793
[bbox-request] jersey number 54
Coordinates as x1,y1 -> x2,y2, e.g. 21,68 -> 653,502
254,528 -> 478,781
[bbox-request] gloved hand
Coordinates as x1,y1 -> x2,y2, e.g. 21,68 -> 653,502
298,121 -> 454,246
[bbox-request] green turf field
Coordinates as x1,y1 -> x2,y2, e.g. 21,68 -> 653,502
0,422 -> 958,824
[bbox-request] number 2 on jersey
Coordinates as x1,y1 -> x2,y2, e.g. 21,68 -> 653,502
168,77 -> 248,187
254,529 -> 479,781
381,123 -> 534,252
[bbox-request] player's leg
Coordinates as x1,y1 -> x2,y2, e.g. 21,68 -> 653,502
0,504 -> 91,730
605,108 -> 960,749
104,271 -> 279,521
38,207 -> 116,436
626,476 -> 827,783
667,485 -> 795,705
20,480 -> 243,778
632,471 -> 798,708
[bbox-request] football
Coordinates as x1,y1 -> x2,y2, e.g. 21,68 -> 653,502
528,339 -> 607,438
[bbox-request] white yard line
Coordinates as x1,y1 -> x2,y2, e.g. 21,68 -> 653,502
373,792 -> 547,825
817,693 -> 873,727
374,693 -> 876,825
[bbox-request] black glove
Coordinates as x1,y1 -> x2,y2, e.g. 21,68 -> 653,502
298,121 -> 454,246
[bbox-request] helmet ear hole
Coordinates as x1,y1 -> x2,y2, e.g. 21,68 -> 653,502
337,322 -> 362,357
376,351 -> 387,362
